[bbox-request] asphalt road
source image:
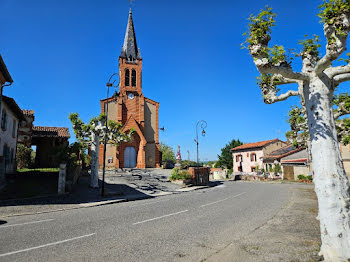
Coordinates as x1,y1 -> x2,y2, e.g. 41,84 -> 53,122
0,181 -> 292,262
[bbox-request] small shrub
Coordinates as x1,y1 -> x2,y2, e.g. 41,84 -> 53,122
297,174 -> 306,180
273,163 -> 282,173
307,175 -> 313,181
179,170 -> 192,180
170,168 -> 192,181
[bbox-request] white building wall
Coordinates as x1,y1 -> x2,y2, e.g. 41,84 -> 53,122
232,149 -> 264,172
0,101 -> 19,174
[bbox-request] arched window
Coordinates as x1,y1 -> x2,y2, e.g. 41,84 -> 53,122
132,69 -> 136,86
125,69 -> 130,86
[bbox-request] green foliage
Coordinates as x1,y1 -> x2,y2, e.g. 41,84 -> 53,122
181,160 -> 197,168
17,168 -> 59,173
298,35 -> 321,57
297,174 -> 306,180
216,139 -> 243,169
256,74 -> 283,104
285,105 -> 309,147
169,168 -> 192,181
338,52 -> 350,63
270,45 -> 287,65
244,6 -> 276,46
243,7 -> 293,67
319,0 -> 350,37
159,142 -> 175,163
297,174 -> 313,181
16,144 -> 34,169
69,112 -> 133,147
273,163 -> 282,173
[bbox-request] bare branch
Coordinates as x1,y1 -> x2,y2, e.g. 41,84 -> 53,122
273,74 -> 298,85
315,14 -> 350,75
251,51 -> 308,81
268,90 -> 299,103
334,73 -> 350,85
325,64 -> 350,78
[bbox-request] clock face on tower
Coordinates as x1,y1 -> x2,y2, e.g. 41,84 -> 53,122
128,93 -> 135,100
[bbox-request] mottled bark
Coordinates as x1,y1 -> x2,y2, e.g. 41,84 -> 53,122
303,77 -> 350,261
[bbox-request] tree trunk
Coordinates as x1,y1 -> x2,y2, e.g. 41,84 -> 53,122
304,76 -> 350,261
90,133 -> 99,188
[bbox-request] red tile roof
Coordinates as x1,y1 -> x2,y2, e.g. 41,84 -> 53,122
22,109 -> 34,116
262,145 -> 305,160
32,126 -> 70,138
231,138 -> 281,151
281,158 -> 307,163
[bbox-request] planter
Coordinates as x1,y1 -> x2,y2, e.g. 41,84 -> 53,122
171,179 -> 193,186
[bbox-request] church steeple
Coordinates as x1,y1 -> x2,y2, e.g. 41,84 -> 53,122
120,9 -> 141,62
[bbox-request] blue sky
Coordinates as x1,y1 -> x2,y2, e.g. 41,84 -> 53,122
0,0 -> 345,161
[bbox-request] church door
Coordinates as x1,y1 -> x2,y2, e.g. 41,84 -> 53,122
124,146 -> 136,168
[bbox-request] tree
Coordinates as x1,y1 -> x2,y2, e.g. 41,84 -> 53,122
69,113 -> 133,188
244,2 -> 350,260
16,144 -> 34,169
216,139 -> 243,169
159,142 -> 175,164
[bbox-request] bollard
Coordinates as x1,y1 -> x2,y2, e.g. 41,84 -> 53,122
58,163 -> 67,195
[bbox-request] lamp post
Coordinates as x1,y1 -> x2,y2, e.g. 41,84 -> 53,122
101,73 -> 119,197
194,120 -> 207,167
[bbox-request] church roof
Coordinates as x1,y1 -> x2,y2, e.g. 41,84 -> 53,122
120,9 -> 141,62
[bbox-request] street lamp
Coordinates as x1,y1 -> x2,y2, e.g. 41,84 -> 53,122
194,120 -> 207,167
101,73 -> 119,197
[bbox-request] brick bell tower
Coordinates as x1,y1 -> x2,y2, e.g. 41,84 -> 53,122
99,9 -> 160,169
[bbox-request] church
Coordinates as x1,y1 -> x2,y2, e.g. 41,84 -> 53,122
99,9 -> 160,169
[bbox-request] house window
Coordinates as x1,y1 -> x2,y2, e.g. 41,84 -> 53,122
250,153 -> 256,162
125,69 -> 130,86
1,110 -> 7,130
12,119 -> 16,138
236,154 -> 242,162
131,69 -> 136,86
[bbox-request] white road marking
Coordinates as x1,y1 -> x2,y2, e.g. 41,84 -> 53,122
133,210 -> 188,225
0,233 -> 96,257
200,192 -> 247,208
129,199 -> 170,208
0,219 -> 54,228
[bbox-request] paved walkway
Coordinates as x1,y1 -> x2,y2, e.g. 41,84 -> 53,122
205,184 -> 321,262
0,169 -> 213,218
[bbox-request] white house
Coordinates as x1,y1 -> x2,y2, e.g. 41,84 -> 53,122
0,96 -> 24,175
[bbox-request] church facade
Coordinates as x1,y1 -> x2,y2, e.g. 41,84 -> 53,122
99,9 -> 160,169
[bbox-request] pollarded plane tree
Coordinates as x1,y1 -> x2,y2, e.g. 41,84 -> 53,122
69,113 -> 133,188
287,92 -> 350,147
244,1 -> 350,261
